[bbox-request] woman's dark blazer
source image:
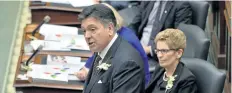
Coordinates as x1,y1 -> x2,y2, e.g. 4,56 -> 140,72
145,62 -> 198,93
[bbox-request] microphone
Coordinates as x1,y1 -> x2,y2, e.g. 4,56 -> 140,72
32,15 -> 51,36
25,45 -> 43,66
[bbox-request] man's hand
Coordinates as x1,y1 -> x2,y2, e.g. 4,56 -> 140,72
142,45 -> 151,54
74,66 -> 89,81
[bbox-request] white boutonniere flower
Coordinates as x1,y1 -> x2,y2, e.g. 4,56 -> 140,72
166,75 -> 177,90
97,63 -> 111,71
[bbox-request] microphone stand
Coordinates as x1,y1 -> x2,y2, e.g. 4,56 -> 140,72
21,45 -> 43,71
31,15 -> 50,36
21,15 -> 50,71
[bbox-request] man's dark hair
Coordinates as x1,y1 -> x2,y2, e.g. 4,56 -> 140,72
78,4 -> 117,29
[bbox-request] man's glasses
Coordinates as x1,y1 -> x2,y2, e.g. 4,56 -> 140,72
154,49 -> 178,54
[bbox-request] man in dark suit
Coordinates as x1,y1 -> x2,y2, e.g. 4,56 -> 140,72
128,1 -> 192,70
78,4 -> 145,93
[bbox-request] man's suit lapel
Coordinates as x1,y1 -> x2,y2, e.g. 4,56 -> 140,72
85,36 -> 122,93
165,63 -> 183,93
84,53 -> 98,93
158,1 -> 174,30
143,2 -> 155,25
139,2 -> 155,38
86,53 -> 98,84
146,66 -> 165,92
150,1 -> 174,41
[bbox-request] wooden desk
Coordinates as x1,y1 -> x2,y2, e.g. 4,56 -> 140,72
30,1 -> 83,26
14,24 -> 92,93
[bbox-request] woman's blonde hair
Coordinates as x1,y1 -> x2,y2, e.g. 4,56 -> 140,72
101,3 -> 124,31
154,29 -> 186,50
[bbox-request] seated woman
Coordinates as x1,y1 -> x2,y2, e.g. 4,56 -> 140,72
75,3 -> 150,85
145,29 -> 197,93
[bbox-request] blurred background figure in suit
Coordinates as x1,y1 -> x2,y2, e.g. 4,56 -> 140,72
128,1 -> 192,72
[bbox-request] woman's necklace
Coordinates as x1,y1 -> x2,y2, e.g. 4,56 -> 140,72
163,72 -> 168,81
163,72 -> 168,93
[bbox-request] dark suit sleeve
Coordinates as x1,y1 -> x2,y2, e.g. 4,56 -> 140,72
174,1 -> 192,28
150,1 -> 193,59
177,76 -> 198,93
112,60 -> 145,93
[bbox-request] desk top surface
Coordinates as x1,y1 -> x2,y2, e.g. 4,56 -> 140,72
14,24 -> 91,91
29,1 -> 83,12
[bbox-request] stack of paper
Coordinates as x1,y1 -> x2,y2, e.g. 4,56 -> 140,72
30,24 -> 90,51
29,64 -> 69,84
40,0 -> 95,7
47,55 -> 82,65
46,55 -> 85,74
40,0 -> 70,4
28,63 -> 85,83
68,0 -> 95,7
59,35 -> 89,50
40,24 -> 78,36
36,24 -> 90,51
30,40 -> 71,51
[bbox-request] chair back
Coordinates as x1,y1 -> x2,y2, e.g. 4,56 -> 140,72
118,6 -> 140,26
188,1 -> 209,30
178,23 -> 210,60
181,58 -> 226,93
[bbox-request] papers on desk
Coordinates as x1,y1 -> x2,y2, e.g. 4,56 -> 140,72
29,64 -> 69,83
30,40 -> 44,50
30,35 -> 89,51
47,55 -> 81,65
31,24 -> 90,51
46,55 -> 85,75
30,40 -> 71,51
60,35 -> 89,50
40,0 -> 70,4
46,55 -> 85,81
40,24 -> 78,36
40,0 -> 95,7
28,62 -> 85,83
43,40 -> 71,51
68,0 -> 95,7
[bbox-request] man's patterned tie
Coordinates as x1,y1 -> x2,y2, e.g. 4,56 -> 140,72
91,55 -> 102,77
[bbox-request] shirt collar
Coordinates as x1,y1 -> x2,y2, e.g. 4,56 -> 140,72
98,34 -> 118,59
